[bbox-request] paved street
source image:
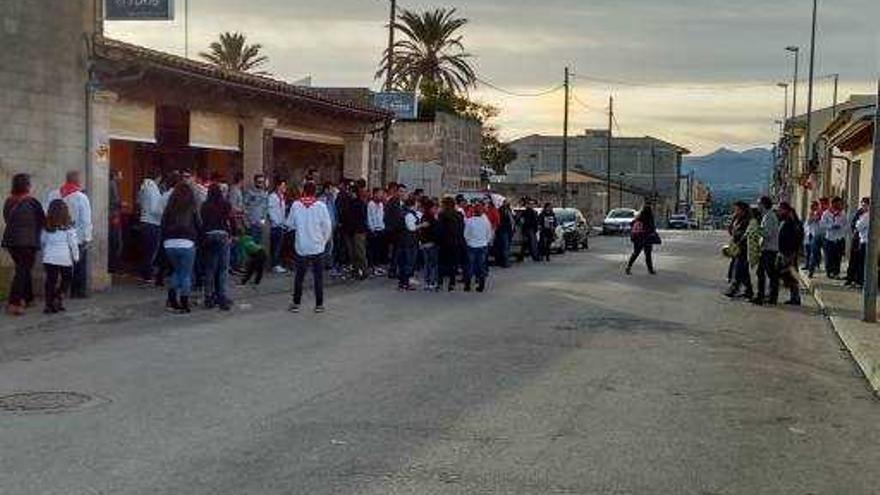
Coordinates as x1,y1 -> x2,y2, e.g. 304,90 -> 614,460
2,231 -> 880,494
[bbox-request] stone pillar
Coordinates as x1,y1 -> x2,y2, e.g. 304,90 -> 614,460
243,117 -> 276,181
87,89 -> 117,292
343,133 -> 371,182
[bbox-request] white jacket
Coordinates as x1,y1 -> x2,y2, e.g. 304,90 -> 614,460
856,212 -> 870,245
285,199 -> 332,256
41,229 -> 80,267
46,189 -> 92,244
821,210 -> 848,242
268,192 -> 287,228
138,179 -> 164,226
367,200 -> 385,232
464,214 -> 494,248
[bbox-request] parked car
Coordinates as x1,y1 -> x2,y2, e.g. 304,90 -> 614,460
512,207 -> 567,259
602,208 -> 638,235
554,208 -> 590,250
669,214 -> 690,230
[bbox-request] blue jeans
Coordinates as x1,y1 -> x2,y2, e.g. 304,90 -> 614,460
466,246 -> 489,284
139,223 -> 161,281
807,234 -> 823,273
270,226 -> 285,267
203,232 -> 230,305
397,243 -> 417,287
422,245 -> 439,287
166,247 -> 196,297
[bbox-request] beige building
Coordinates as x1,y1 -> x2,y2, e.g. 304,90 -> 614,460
819,101 -> 876,212
391,112 -> 483,193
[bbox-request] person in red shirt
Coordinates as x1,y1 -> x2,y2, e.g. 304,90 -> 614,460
485,198 -> 501,232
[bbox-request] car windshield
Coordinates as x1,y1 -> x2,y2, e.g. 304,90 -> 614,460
555,210 -> 576,223
608,210 -> 635,219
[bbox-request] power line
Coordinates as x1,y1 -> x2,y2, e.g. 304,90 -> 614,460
476,76 -> 565,97
571,73 -> 840,91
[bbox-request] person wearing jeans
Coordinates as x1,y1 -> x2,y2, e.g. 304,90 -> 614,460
161,183 -> 200,313
285,182 -> 333,313
268,179 -> 288,273
464,202 -> 493,292
165,245 -> 196,311
201,184 -> 234,310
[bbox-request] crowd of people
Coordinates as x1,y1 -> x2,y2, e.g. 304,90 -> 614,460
724,196 -> 806,306
2,169 -> 568,317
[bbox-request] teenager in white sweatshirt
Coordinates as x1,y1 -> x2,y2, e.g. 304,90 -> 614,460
46,171 -> 92,298
41,200 -> 80,313
284,182 -> 333,313
464,201 -> 494,292
138,172 -> 164,283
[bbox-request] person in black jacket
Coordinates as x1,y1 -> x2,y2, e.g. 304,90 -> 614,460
494,201 -> 515,268
2,173 -> 45,316
437,196 -> 465,291
161,183 -> 201,313
625,205 -> 658,275
345,186 -> 369,280
384,183 -> 406,278
537,203 -> 557,262
200,184 -> 234,311
519,199 -> 540,262
777,202 -> 804,305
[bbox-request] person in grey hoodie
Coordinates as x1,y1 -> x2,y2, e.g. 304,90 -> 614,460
753,196 -> 780,306
243,174 -> 269,242
138,170 -> 164,283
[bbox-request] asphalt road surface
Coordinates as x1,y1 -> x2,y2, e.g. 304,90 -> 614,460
2,231 -> 879,494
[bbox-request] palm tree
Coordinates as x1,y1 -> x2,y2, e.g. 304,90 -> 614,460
377,8 -> 477,94
199,32 -> 269,74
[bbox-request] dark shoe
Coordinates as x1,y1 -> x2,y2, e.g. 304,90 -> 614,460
784,298 -> 801,306
204,296 -> 216,310
166,290 -> 180,312
740,292 -> 754,300
625,266 -> 632,275
179,296 -> 192,314
476,279 -> 486,293
724,289 -> 740,298
750,298 -> 764,306
218,300 -> 232,311
648,269 -> 657,275
448,283 -> 455,292
43,306 -> 57,314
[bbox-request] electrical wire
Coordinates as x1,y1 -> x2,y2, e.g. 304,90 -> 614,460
476,76 -> 565,97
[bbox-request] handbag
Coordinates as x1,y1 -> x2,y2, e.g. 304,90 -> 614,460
647,231 -> 662,245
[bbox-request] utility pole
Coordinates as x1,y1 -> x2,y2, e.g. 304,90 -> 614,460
380,0 -> 397,187
786,46 -> 800,120
184,0 -> 190,58
606,96 -> 613,213
561,67 -> 570,208
862,79 -> 880,322
804,0 -> 819,174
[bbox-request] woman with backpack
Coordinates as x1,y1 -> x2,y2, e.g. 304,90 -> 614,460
625,205 -> 659,275
2,174 -> 45,315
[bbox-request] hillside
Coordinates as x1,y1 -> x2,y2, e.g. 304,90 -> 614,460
682,148 -> 773,203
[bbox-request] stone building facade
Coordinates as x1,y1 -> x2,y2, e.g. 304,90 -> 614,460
392,112 -> 482,193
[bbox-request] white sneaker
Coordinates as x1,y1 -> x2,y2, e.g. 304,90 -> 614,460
272,266 -> 288,274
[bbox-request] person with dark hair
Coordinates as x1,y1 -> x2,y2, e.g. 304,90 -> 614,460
201,184 -> 234,311
777,202 -> 804,305
161,183 -> 200,313
804,200 -> 822,277
238,234 -> 267,286
41,199 -> 79,313
2,174 -> 45,315
384,183 -> 406,279
625,205 -> 659,275
418,199 -> 441,290
108,169 -> 123,273
495,200 -> 515,268
396,196 -> 420,290
438,196 -> 465,291
724,202 -> 754,298
137,169 -> 165,284
47,170 -> 92,298
344,185 -> 369,280
243,174 -> 268,243
285,181 -> 333,313
268,178 -> 288,274
753,196 -> 780,305
367,187 -> 387,275
537,203 -> 557,262
820,196 -> 847,279
519,199 -> 540,262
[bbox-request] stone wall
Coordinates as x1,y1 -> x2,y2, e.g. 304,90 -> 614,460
0,0 -> 99,293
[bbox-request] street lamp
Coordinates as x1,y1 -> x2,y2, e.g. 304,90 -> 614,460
803,0 -> 819,174
785,46 -> 800,119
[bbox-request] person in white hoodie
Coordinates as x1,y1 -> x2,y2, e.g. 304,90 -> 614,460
285,181 -> 332,313
137,170 -> 165,283
463,200 -> 494,292
46,170 -> 92,298
41,199 -> 80,313
268,178 -> 289,274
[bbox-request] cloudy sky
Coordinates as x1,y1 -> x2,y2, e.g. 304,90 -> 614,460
106,0 -> 878,155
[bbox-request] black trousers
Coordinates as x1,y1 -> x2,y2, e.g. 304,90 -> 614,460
71,244 -> 88,297
756,250 -> 780,302
44,263 -> 72,308
6,247 -> 36,306
627,242 -> 654,272
294,254 -> 325,306
241,250 -> 267,285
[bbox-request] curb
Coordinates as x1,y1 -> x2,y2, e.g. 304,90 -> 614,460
799,271 -> 880,395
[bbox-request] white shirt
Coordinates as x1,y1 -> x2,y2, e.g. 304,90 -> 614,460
821,209 -> 848,242
856,212 -> 870,245
41,229 -> 80,267
46,188 -> 92,244
464,214 -> 494,248
285,199 -> 333,256
367,200 -> 385,231
163,239 -> 195,249
138,179 -> 164,226
268,192 -> 287,228
404,210 -> 419,232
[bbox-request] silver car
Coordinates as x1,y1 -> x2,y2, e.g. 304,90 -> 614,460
602,208 -> 638,235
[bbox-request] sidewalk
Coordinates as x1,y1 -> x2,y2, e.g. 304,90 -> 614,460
800,270 -> 880,395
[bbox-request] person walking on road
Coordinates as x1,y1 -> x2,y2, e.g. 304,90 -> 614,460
724,201 -> 754,298
625,205 -> 659,275
41,199 -> 79,314
537,203 -> 557,262
285,181 -> 333,314
161,183 -> 200,314
777,202 -> 804,306
3,174 -> 45,316
753,196 -> 780,306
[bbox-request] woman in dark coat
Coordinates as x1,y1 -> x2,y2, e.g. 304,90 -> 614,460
437,196 -> 465,291
2,174 -> 45,316
625,205 -> 659,275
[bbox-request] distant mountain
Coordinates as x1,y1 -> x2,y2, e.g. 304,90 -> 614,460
682,148 -> 773,201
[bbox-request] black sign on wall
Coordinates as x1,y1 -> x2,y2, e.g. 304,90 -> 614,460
105,0 -> 175,21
